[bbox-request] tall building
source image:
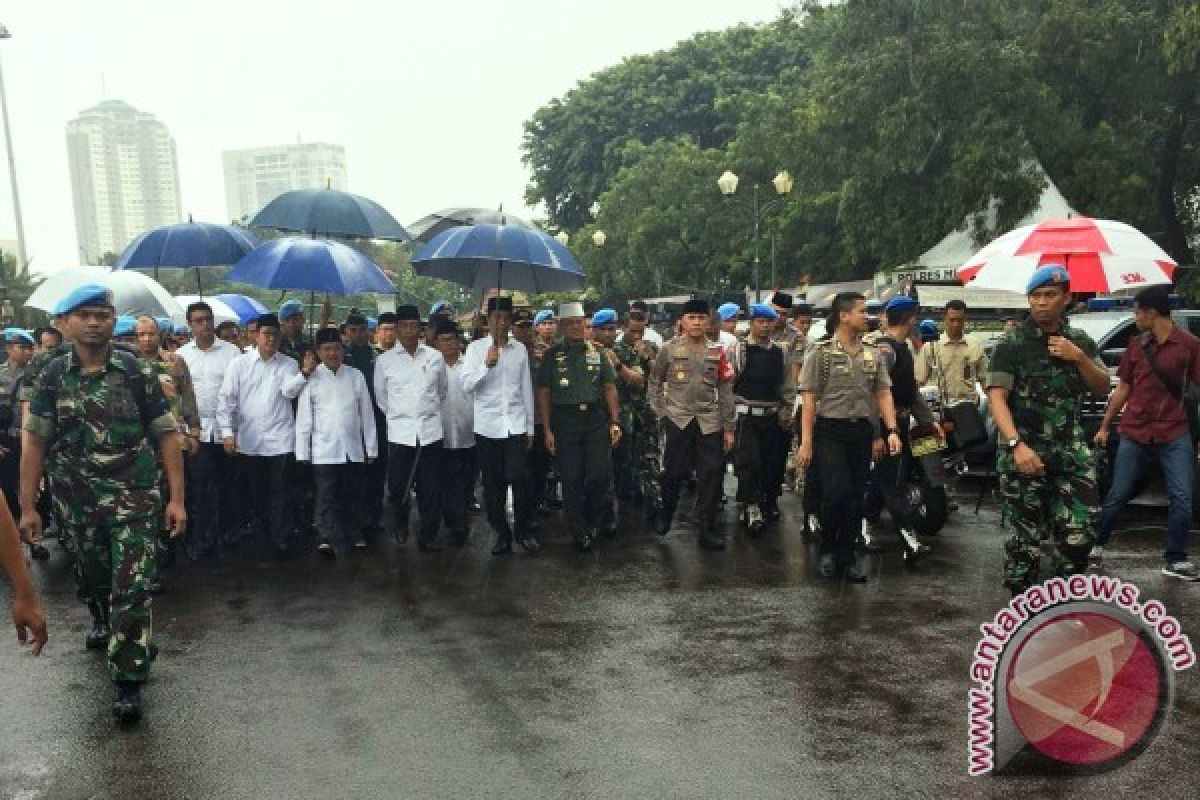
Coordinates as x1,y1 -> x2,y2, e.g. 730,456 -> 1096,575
66,99 -> 183,263
222,143 -> 348,223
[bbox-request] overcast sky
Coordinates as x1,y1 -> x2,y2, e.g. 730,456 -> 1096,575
0,0 -> 786,276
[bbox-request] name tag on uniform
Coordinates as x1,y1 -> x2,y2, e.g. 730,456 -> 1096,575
675,370 -> 686,381
559,378 -> 570,387
586,352 -> 601,366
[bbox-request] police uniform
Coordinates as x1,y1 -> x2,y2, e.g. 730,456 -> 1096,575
649,298 -> 737,549
914,333 -> 989,405
798,327 -> 891,579
23,285 -> 179,721
987,265 -> 1106,593
731,304 -> 794,532
536,302 -> 619,551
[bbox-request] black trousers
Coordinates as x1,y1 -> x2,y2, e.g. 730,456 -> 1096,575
476,434 -> 533,541
814,418 -> 873,567
314,462 -> 362,551
187,442 -> 230,551
662,419 -> 724,529
551,410 -> 613,533
0,435 -> 18,516
612,422 -> 638,503
440,447 -> 475,538
241,454 -> 291,549
733,412 -> 787,505
359,409 -> 388,532
388,441 -> 443,545
527,424 -> 553,507
867,415 -> 913,533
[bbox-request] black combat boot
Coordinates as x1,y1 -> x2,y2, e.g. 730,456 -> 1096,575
113,681 -> 143,723
85,602 -> 111,651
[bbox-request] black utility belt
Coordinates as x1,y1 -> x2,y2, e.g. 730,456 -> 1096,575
552,402 -> 604,413
816,416 -> 872,425
736,404 -> 779,416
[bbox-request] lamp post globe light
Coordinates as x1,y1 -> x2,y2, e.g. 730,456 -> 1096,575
591,230 -> 606,248
717,169 -> 794,301
554,231 -> 570,246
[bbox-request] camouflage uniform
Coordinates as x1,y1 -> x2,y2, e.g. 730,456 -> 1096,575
987,317 -> 1106,592
148,350 -> 199,568
611,337 -> 661,515
0,360 -> 26,510
24,346 -> 176,683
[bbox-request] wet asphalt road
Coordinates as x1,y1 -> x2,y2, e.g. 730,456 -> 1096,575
1,485 -> 1198,800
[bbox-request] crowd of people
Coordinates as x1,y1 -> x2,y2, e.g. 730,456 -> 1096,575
2,264 -> 1198,724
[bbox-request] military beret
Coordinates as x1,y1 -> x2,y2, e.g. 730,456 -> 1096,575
395,305 -> 420,322
885,295 -> 919,312
749,303 -> 778,320
918,319 -> 940,343
52,283 -> 113,316
366,316 -> 378,332
173,324 -> 189,336
717,302 -> 741,322
770,291 -> 793,309
155,316 -> 173,335
256,313 -> 280,330
486,296 -> 513,314
113,316 -> 138,337
558,301 -> 585,319
315,327 -> 341,346
278,299 -> 305,320
533,309 -> 555,326
682,298 -> 710,316
592,308 -> 618,327
430,301 -> 448,316
1026,263 -> 1070,294
3,328 -> 35,346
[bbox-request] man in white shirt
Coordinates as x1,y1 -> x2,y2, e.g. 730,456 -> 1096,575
434,319 -> 474,547
462,297 -> 538,556
216,313 -> 309,558
374,305 -> 448,551
296,328 -> 377,558
176,301 -> 242,559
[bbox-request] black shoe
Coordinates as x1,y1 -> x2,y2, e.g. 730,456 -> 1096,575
698,529 -> 726,551
394,524 -> 409,545
841,563 -> 869,583
574,530 -> 594,552
517,535 -> 541,553
491,537 -> 513,556
317,542 -> 336,560
85,622 -> 111,651
113,681 -> 143,724
654,511 -> 673,537
762,503 -> 781,523
536,502 -> 553,516
468,500 -> 483,513
899,529 -> 932,566
819,554 -> 836,578
417,539 -> 443,553
29,542 -> 50,560
353,538 -> 368,551
147,580 -> 164,596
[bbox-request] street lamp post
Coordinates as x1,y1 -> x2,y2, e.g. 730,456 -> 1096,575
0,24 -> 28,269
718,169 -> 794,302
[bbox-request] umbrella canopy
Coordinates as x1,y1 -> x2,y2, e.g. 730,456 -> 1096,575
249,188 -> 411,241
407,207 -> 535,244
26,267 -> 185,323
412,224 -> 585,293
115,220 -> 258,270
215,293 -> 269,324
174,294 -> 241,325
226,238 -> 396,295
958,217 -> 1177,294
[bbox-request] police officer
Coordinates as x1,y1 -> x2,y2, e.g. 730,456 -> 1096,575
535,302 -> 621,551
19,285 -> 186,723
797,292 -> 901,582
731,303 -> 794,534
650,298 -> 736,550
986,264 -> 1110,595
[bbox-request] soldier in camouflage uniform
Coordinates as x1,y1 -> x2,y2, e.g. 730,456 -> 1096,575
18,285 -> 186,723
986,265 -> 1111,595
0,329 -> 39,558
613,310 -> 661,518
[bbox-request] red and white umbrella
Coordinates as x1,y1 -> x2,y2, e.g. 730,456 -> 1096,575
957,216 -> 1176,294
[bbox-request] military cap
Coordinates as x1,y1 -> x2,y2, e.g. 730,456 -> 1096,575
770,291 -> 793,309
3,328 -> 35,346
749,303 -> 778,320
430,301 -> 449,316
918,319 -> 940,342
315,327 -> 341,346
173,324 -> 189,336
256,313 -> 281,330
52,283 -> 113,316
113,316 -> 138,337
533,309 -> 555,326
558,301 -> 585,319
1026,263 -> 1070,294
885,295 -> 919,312
681,298 -> 710,316
395,305 -> 420,322
592,308 -> 618,327
279,299 -> 305,320
486,296 -> 513,314
155,316 -> 173,335
717,302 -> 741,322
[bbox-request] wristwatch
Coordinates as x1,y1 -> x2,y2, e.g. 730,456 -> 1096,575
885,427 -> 899,436
1006,437 -> 1021,450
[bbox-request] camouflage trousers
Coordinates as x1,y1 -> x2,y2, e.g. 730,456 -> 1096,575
61,515 -> 157,683
997,441 -> 1097,593
638,415 -> 664,519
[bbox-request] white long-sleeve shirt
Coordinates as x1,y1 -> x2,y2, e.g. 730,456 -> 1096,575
373,342 -> 447,446
441,360 -> 475,450
461,335 -> 534,439
216,350 -> 307,456
177,338 -> 242,443
295,363 -> 378,464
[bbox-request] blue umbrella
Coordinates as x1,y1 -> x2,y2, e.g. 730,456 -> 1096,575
226,237 -> 396,295
249,188 -> 411,241
214,293 -> 269,324
114,218 -> 258,292
411,224 -> 585,293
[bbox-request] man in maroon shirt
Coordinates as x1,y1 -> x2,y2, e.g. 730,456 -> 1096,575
1093,286 -> 1200,580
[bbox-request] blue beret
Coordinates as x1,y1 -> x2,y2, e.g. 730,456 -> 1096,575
51,283 -> 113,316
3,328 -> 34,346
173,324 -> 189,336
918,319 -> 940,342
1026,263 -> 1070,294
592,308 -> 618,327
717,302 -> 742,322
885,295 -> 919,313
533,310 -> 555,326
749,303 -> 778,320
367,317 -> 378,332
430,301 -> 448,316
113,315 -> 138,337
279,299 -> 304,319
155,316 -> 173,335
